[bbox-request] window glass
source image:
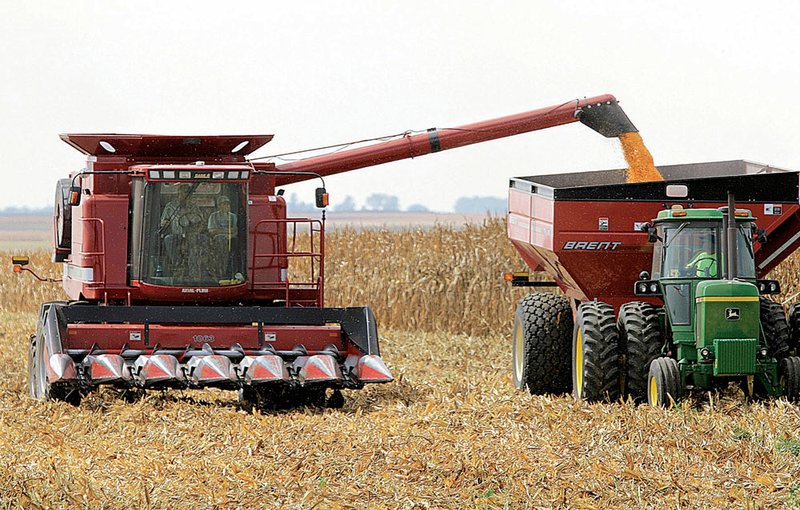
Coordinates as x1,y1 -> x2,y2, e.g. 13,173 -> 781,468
664,283 -> 691,325
662,224 -> 718,279
140,182 -> 247,286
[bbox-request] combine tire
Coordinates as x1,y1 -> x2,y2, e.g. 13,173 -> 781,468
572,301 -> 620,402
780,357 -> 800,402
239,386 -> 328,410
618,302 -> 663,402
512,293 -> 572,394
647,357 -> 681,408
761,297 -> 790,361
28,333 -> 80,406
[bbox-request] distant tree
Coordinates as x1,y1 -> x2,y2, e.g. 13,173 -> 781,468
406,203 -> 430,212
453,196 -> 506,215
0,206 -> 50,215
363,193 -> 400,212
334,195 -> 357,212
286,193 -> 314,212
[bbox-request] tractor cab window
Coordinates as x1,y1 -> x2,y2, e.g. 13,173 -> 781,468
661,224 -> 718,279
138,182 -> 247,287
736,224 -> 756,279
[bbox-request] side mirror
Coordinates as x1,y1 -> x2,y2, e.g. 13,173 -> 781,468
640,223 -> 660,243
756,228 -> 768,244
315,187 -> 329,209
68,186 -> 82,206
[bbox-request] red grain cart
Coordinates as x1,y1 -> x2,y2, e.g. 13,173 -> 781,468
507,160 -> 800,398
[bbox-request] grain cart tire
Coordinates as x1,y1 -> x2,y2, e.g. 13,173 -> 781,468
618,302 -> 663,403
647,357 -> 681,408
512,293 -> 572,394
788,303 -> 800,353
761,297 -> 791,362
572,301 -> 620,402
28,333 -> 80,406
780,356 -> 800,402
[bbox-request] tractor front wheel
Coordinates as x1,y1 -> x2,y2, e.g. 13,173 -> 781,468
572,301 -> 620,402
512,293 -> 572,394
780,356 -> 800,402
647,357 -> 681,408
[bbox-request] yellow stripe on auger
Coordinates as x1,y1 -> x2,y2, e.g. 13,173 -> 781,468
694,296 -> 760,303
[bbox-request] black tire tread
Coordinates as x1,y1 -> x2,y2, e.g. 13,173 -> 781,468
761,297 -> 790,361
574,301 -> 620,402
648,357 -> 681,407
781,356 -> 800,402
515,293 -> 573,394
618,301 -> 663,402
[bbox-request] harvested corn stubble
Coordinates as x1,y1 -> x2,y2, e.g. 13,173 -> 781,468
2,219 -> 800,508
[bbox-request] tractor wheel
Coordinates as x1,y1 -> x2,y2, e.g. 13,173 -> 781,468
572,301 -> 620,402
780,356 -> 800,402
512,293 -> 572,394
788,303 -> 800,353
760,297 -> 791,361
647,357 -> 681,408
618,302 -> 663,402
28,333 -> 81,406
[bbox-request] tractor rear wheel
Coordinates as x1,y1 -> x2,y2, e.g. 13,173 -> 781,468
618,302 -> 663,402
761,297 -> 791,361
647,357 -> 681,408
780,356 -> 800,402
787,303 -> 800,353
512,293 -> 572,394
572,301 -> 620,402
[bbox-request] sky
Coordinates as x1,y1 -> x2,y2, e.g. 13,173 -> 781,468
1,1 -> 799,212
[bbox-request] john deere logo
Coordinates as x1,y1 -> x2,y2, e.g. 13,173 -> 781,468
726,308 -> 741,321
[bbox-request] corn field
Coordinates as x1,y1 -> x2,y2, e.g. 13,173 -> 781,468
3,220 -> 800,508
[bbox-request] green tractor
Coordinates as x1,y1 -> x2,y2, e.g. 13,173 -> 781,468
617,196 -> 800,406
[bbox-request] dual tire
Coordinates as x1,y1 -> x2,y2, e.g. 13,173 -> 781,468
514,295 -> 667,404
572,301 -> 620,402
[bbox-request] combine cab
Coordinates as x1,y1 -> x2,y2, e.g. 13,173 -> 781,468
16,94 -> 639,406
508,161 -> 800,405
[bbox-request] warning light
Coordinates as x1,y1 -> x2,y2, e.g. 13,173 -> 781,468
13,265 -> 22,273
503,272 -> 514,281
672,211 -> 687,217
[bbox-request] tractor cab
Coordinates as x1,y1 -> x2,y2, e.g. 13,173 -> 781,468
646,208 -> 760,333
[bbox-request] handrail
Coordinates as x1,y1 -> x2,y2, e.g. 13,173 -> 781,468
250,218 -> 324,305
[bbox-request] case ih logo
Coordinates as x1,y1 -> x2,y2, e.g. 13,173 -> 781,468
725,308 -> 741,321
563,241 -> 622,251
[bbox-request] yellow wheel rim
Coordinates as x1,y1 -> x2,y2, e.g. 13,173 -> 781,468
575,329 -> 583,398
649,375 -> 659,406
513,321 -> 524,383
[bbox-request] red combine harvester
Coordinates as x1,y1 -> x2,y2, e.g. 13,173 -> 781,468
16,94 -> 638,406
507,161 -> 800,402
